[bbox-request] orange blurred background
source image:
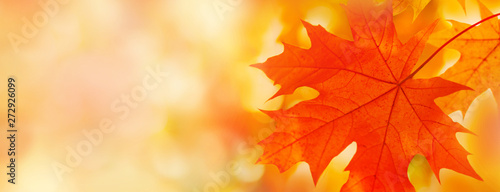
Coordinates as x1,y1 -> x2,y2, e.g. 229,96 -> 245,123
0,0 -> 499,191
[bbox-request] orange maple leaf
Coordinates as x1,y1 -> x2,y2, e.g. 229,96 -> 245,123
428,3 -> 500,114
393,0 -> 431,20
253,0 -> 482,191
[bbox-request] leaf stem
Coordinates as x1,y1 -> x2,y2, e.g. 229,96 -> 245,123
402,13 -> 500,83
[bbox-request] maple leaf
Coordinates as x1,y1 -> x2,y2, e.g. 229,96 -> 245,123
393,0 -> 431,20
253,0 -> 482,191
392,0 -> 470,20
428,3 -> 500,114
392,0 -> 468,20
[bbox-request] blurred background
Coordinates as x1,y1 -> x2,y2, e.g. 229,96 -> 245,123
0,0 -> 499,191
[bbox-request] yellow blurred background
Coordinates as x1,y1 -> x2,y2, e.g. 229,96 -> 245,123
0,0 -> 499,191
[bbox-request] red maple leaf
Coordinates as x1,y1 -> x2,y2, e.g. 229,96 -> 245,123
428,3 -> 500,114
253,0 -> 482,191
